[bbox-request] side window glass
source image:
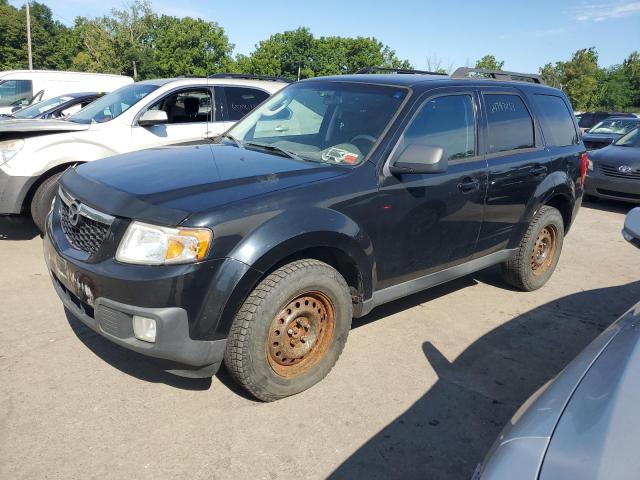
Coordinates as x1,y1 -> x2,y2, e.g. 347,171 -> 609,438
397,94 -> 476,161
147,89 -> 212,124
0,81 -> 17,106
533,94 -> 578,147
484,93 -> 535,153
17,80 -> 33,104
223,87 -> 269,121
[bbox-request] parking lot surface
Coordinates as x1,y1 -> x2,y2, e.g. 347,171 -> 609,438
1,200 -> 639,480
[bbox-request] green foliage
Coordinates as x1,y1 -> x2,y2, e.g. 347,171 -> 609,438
475,55 -> 505,70
235,27 -> 411,80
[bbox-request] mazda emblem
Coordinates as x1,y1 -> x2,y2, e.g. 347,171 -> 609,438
68,201 -> 81,227
618,165 -> 633,174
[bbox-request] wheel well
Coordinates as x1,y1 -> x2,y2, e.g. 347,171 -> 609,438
544,194 -> 572,232
264,247 -> 364,302
22,162 -> 79,212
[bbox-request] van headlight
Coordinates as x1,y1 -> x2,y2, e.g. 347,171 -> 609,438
0,139 -> 24,166
116,221 -> 212,265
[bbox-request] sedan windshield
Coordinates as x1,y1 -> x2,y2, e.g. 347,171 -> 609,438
13,95 -> 75,119
615,127 -> 640,147
589,119 -> 639,135
68,83 -> 159,124
228,82 -> 408,165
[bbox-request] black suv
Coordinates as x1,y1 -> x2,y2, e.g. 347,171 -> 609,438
44,68 -> 586,401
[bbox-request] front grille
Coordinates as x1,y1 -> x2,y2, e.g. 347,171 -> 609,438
59,190 -> 113,255
599,164 -> 640,181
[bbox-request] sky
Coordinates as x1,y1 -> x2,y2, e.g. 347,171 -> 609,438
10,0 -> 640,72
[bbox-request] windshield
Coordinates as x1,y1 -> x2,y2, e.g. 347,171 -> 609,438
228,82 -> 408,165
13,95 -> 75,119
68,83 -> 159,124
615,127 -> 640,147
589,119 -> 639,135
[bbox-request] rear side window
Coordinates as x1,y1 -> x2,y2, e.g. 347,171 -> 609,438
398,94 -> 476,160
484,93 -> 535,153
223,87 -> 270,121
533,94 -> 578,147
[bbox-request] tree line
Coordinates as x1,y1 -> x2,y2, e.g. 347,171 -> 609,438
1,0 -> 638,111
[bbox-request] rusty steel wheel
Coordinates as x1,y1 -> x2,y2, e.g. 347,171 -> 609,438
530,224 -> 558,276
267,291 -> 336,378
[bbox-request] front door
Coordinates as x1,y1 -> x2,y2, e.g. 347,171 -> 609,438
131,87 -> 214,149
376,90 -> 487,290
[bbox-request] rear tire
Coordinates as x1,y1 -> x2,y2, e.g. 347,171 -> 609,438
30,172 -> 63,232
224,259 -> 352,402
501,206 -> 564,292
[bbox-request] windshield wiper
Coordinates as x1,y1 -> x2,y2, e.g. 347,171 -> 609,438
244,141 -> 303,161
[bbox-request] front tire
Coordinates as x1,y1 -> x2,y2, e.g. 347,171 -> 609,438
224,259 -> 352,401
501,206 -> 564,291
30,172 -> 63,232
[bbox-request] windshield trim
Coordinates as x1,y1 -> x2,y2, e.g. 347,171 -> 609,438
228,81 -> 413,168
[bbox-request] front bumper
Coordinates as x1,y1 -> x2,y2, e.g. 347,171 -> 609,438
44,233 -> 227,377
585,171 -> 640,203
0,169 -> 36,214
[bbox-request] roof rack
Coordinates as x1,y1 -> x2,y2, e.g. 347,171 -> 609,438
450,67 -> 544,84
355,67 -> 448,76
208,73 -> 293,83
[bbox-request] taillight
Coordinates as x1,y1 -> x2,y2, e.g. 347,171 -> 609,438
579,152 -> 588,184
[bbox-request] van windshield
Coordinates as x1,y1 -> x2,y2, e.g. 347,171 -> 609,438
227,82 -> 408,166
68,83 -> 159,124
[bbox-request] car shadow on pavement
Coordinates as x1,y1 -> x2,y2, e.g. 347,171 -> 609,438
65,310 -> 212,391
0,215 -> 40,240
331,279 -> 640,480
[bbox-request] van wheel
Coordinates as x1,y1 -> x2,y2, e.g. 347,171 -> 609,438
30,172 -> 64,233
224,259 -> 352,402
501,205 -> 564,291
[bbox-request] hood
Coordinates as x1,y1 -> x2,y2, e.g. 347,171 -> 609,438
0,118 -> 90,138
582,132 -> 619,144
539,303 -> 640,480
589,145 -> 640,168
61,144 -> 347,225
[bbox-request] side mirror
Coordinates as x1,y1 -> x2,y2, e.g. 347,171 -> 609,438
389,144 -> 448,174
623,207 -> 640,248
138,110 -> 168,127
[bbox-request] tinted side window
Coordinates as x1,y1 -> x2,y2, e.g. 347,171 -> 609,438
223,87 -> 269,121
534,94 -> 578,147
398,94 -> 476,161
484,93 -> 534,153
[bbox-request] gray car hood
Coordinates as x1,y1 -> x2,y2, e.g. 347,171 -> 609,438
0,118 -> 90,134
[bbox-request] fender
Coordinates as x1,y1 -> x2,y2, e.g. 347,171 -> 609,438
511,170 -> 576,248
206,207 -> 375,337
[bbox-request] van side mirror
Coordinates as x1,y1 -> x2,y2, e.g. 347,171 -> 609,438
389,144 -> 448,174
623,207 -> 640,248
138,110 -> 168,127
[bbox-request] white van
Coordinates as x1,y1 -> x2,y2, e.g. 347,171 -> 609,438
0,70 -> 133,115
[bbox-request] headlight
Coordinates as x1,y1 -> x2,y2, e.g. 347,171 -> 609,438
116,221 -> 212,265
0,139 -> 25,166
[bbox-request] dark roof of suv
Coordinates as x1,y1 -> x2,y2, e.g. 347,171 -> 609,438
300,73 -> 560,93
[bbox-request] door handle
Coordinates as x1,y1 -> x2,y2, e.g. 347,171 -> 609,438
457,177 -> 480,193
531,165 -> 548,176
274,125 -> 289,132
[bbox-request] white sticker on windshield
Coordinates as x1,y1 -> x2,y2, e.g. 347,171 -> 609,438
322,148 -> 359,164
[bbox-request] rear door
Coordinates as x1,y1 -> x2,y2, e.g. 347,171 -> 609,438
217,86 -> 271,131
475,87 -> 550,257
376,88 -> 488,290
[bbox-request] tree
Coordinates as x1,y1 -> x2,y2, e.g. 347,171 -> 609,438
150,15 -> 234,77
475,54 -> 505,70
623,51 -> 640,108
237,27 -> 411,79
539,62 -> 563,88
595,65 -> 632,110
561,48 -> 600,110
